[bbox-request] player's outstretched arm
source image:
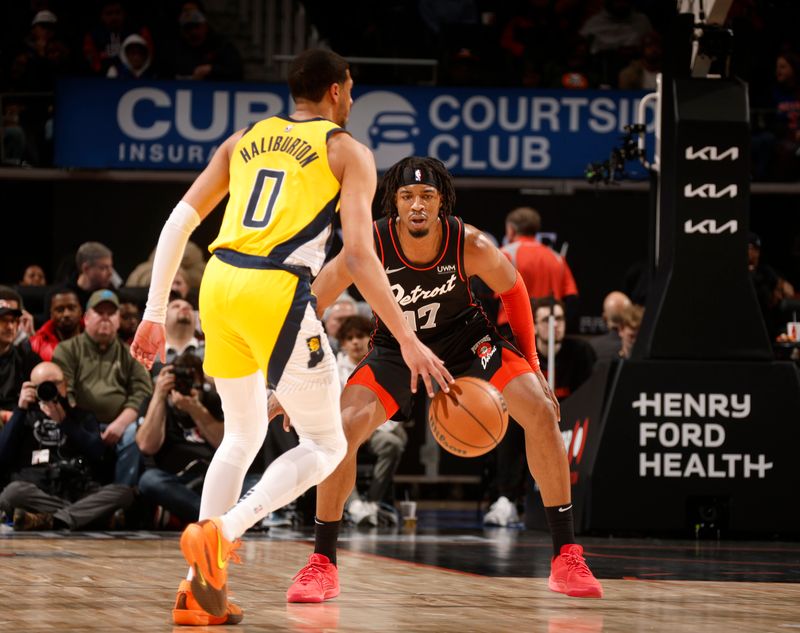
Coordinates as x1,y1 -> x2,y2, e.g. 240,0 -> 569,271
329,134 -> 452,396
463,225 -> 560,419
131,130 -> 241,370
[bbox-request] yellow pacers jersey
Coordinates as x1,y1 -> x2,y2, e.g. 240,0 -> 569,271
210,115 -> 345,276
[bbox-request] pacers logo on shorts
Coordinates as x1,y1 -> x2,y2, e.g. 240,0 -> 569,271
306,335 -> 324,368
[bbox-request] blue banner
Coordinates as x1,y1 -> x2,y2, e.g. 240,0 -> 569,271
55,77 -> 655,177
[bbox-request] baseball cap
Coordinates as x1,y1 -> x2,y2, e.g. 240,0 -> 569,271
87,289 -> 120,311
0,299 -> 22,318
748,232 -> 761,249
179,9 -> 206,25
32,10 -> 57,26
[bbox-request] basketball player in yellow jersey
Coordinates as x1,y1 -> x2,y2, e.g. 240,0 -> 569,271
130,49 -> 452,625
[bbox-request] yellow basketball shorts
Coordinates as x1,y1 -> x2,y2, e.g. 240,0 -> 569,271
199,255 -> 334,390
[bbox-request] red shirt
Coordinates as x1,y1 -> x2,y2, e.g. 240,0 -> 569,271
497,237 -> 578,325
29,319 -> 82,361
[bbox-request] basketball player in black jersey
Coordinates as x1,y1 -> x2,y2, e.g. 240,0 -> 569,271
279,157 -> 602,600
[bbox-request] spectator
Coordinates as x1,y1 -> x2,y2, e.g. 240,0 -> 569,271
169,7 -> 242,80
618,303 -> 644,359
752,51 -> 800,181
484,297 -> 594,528
1,103 -> 28,165
106,33 -> 155,79
29,289 -> 83,362
498,0 -> 560,87
531,298 -> 596,401
541,34 -> 599,90
83,0 -> 153,76
323,294 -> 358,354
126,241 -> 206,289
496,207 -> 579,329
0,361 -> 133,531
170,268 -> 191,299
117,294 -> 141,346
618,30 -> 663,90
579,0 -> 652,55
0,285 -> 35,347
749,231 -> 795,340
19,265 -> 46,287
590,290 -> 631,362
335,315 -> 405,527
52,289 -> 152,484
61,241 -> 116,311
135,352 -> 223,525
151,293 -> 204,376
0,287 -> 41,426
579,0 -> 653,87
9,10 -> 73,91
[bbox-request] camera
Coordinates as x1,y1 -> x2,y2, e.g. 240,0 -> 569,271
585,124 -> 647,184
36,380 -> 60,403
172,366 -> 196,396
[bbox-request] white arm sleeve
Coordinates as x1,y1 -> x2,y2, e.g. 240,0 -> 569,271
142,200 -> 201,324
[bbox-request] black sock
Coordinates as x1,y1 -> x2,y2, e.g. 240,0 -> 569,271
313,517 -> 341,566
544,504 -> 575,556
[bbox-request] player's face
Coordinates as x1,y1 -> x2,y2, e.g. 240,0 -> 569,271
395,184 -> 441,239
333,71 -> 354,127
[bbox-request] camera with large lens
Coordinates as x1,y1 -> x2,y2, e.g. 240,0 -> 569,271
36,380 -> 60,403
172,366 -> 196,396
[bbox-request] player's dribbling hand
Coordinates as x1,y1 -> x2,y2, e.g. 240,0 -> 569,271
130,320 -> 166,370
400,338 -> 453,398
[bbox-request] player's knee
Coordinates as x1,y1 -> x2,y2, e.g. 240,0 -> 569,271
342,408 -> 377,449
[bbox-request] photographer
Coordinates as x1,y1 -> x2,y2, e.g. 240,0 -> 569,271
135,351 -> 224,525
0,362 -> 133,531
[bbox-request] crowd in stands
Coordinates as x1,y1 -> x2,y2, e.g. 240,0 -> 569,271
0,1 -> 799,179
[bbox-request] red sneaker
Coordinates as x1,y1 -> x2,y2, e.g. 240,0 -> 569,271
286,554 -> 340,603
172,579 -> 243,626
548,544 -> 603,598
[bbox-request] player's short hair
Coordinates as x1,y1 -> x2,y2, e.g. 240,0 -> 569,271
75,241 -> 112,270
380,156 -> 456,219
336,314 -> 373,344
288,49 -> 349,103
506,207 -> 541,236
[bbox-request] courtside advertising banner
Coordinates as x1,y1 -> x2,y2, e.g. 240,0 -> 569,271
55,77 -> 654,176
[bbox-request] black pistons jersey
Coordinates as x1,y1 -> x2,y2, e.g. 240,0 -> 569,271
371,215 -> 492,352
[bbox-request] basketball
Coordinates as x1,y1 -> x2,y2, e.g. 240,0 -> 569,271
428,377 -> 509,458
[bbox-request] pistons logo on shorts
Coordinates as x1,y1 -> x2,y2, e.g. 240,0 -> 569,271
306,335 -> 324,368
474,340 -> 497,370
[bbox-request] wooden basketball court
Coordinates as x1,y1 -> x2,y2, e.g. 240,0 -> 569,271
2,523 -> 799,632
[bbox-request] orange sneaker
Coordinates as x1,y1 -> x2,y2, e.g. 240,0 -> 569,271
548,544 -> 603,598
172,579 -> 244,626
180,517 -> 242,617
